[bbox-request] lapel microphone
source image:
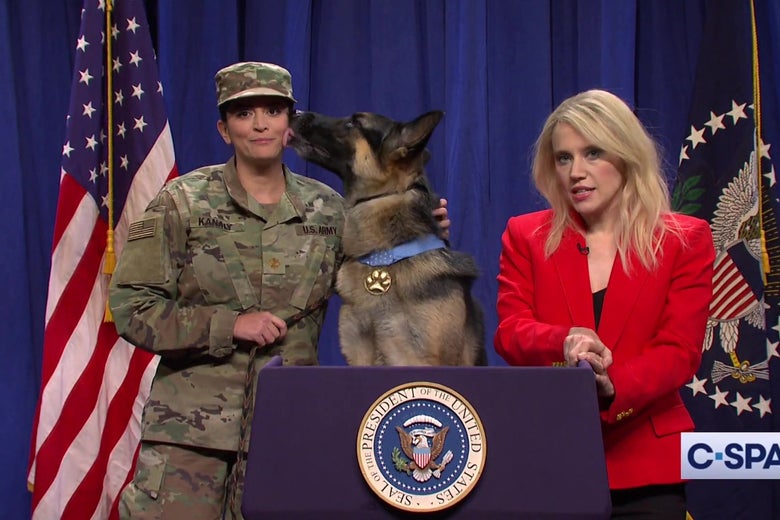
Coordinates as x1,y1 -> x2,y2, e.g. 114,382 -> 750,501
577,243 -> 590,255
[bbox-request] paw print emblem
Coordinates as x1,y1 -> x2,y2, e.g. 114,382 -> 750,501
364,269 -> 392,295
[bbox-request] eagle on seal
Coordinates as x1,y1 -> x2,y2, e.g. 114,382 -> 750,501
396,425 -> 450,482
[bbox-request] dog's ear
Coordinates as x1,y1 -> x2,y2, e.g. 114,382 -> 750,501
386,111 -> 444,162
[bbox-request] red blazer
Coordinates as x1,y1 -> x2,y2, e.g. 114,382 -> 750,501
494,209 -> 714,490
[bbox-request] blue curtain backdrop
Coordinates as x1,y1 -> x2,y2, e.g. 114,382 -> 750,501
2,0 -> 780,518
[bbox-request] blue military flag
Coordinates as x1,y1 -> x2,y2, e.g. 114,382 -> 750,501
674,0 -> 780,518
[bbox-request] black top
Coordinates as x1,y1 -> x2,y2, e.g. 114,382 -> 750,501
593,288 -> 606,329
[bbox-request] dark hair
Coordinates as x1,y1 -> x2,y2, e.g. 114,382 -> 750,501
219,98 -> 294,122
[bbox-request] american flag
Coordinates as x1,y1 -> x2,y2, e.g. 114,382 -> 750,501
27,0 -> 176,518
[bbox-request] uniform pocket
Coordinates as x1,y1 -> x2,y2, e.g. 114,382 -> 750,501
189,218 -> 256,307
650,403 -> 694,438
288,237 -> 335,310
133,445 -> 167,500
117,213 -> 168,285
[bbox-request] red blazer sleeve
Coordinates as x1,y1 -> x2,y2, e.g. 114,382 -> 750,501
494,210 -> 573,366
601,216 -> 714,424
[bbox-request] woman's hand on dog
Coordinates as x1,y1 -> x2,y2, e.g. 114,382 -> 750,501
233,311 -> 288,347
433,198 -> 451,240
563,327 -> 615,398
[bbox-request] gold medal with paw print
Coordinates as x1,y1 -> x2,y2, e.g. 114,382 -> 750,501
364,269 -> 391,294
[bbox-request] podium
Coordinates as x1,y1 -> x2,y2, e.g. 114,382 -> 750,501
243,362 -> 610,519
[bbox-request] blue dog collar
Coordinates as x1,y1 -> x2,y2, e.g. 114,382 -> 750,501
358,234 -> 447,267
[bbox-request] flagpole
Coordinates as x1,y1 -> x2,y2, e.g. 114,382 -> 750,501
749,0 -> 770,281
104,0 -> 116,322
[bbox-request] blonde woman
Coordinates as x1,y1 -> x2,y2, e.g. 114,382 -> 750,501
495,89 -> 714,518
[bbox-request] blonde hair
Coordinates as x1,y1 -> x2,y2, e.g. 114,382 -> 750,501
531,89 -> 678,272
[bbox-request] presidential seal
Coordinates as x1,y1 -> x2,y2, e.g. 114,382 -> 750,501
356,382 -> 486,513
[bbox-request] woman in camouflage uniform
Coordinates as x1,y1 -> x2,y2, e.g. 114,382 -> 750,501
110,61 -> 345,519
110,62 -> 449,519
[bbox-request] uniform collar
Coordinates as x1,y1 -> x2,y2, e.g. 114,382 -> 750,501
222,157 -> 307,222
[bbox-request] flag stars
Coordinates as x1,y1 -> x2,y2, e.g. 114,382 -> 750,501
133,116 -> 148,133
757,137 -> 771,160
62,141 -> 74,157
704,111 -> 726,135
131,83 -> 145,100
772,315 -> 780,337
157,81 -> 163,94
111,23 -> 119,40
117,122 -> 127,138
709,386 -> 729,408
126,17 -> 140,34
768,339 -> 779,359
686,375 -> 708,396
78,68 -> 94,85
85,134 -> 98,151
89,167 -> 98,183
82,101 -> 96,118
120,155 -> 130,170
730,392 -> 753,415
100,161 -> 108,176
686,125 -> 707,149
76,35 -> 89,52
727,100 -> 748,125
753,395 -> 772,418
765,165 -> 777,188
129,50 -> 142,67
679,144 -> 690,165
113,56 -> 122,73
115,89 -> 124,106
742,218 -> 758,237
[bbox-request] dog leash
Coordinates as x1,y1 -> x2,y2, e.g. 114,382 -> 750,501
226,284 -> 335,516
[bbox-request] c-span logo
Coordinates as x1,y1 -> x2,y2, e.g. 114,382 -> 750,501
356,382 -> 487,512
682,432 -> 780,479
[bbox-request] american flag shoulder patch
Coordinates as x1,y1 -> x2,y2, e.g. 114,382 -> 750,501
127,218 -> 157,241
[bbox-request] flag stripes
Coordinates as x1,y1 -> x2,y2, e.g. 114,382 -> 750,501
710,254 -> 757,320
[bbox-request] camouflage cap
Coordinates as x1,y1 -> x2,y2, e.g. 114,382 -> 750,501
214,61 -> 297,106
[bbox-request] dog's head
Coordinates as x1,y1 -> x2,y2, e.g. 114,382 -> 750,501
288,110 -> 443,203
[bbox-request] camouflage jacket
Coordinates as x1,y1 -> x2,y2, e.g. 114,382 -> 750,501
109,158 -> 344,451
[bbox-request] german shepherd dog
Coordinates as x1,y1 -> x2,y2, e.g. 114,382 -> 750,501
289,110 -> 485,366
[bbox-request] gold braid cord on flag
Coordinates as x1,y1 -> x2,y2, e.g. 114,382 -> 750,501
103,0 -> 116,322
